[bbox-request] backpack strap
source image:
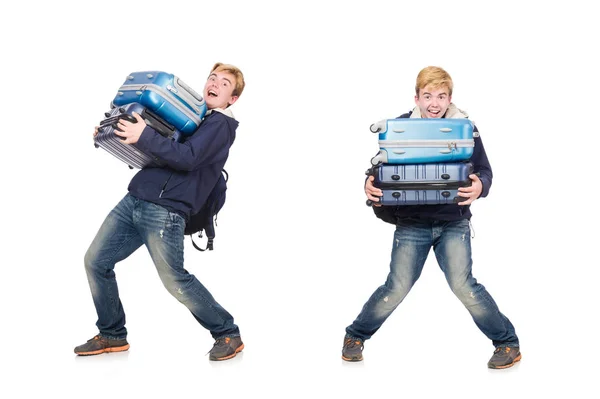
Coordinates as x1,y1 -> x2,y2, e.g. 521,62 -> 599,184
190,233 -> 212,251
188,169 -> 228,252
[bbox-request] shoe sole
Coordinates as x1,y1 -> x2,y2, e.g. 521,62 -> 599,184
211,343 -> 244,361
75,344 -> 130,356
341,355 -> 363,362
489,353 -> 522,369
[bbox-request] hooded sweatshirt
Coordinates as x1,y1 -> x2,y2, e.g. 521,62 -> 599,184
127,108 -> 238,221
373,104 -> 493,223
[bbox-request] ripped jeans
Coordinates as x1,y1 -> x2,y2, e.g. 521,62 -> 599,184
83,194 -> 239,340
346,218 -> 519,348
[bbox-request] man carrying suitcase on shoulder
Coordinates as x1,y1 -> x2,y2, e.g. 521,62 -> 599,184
75,63 -> 246,361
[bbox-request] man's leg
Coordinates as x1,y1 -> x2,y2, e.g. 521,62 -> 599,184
433,219 -> 519,348
346,220 -> 432,341
136,201 -> 240,339
76,195 -> 143,355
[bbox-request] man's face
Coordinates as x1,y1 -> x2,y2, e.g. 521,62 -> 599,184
414,86 -> 451,118
203,71 -> 238,109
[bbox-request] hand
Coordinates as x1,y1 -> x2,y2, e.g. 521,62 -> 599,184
365,175 -> 383,207
93,126 -> 99,137
113,112 -> 146,144
457,174 -> 483,205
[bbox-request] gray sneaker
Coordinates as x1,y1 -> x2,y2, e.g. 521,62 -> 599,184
208,336 -> 244,361
487,346 -> 521,369
342,337 -> 364,362
74,335 -> 130,356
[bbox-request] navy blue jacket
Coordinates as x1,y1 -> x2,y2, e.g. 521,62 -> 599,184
373,110 -> 493,223
128,110 -> 237,221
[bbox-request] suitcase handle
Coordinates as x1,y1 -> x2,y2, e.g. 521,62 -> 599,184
173,77 -> 206,114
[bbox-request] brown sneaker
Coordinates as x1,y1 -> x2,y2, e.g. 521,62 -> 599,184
74,335 -> 130,356
208,336 -> 244,361
487,346 -> 521,369
342,337 -> 364,362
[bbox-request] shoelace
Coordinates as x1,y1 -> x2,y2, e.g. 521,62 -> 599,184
88,335 -> 102,343
206,337 -> 232,355
494,347 -> 511,355
344,338 -> 362,349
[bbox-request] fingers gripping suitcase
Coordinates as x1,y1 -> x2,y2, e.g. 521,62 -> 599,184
370,119 -> 474,165
111,71 -> 207,135
94,102 -> 183,169
367,162 -> 474,205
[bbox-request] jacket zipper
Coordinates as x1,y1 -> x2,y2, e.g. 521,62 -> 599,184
159,173 -> 173,198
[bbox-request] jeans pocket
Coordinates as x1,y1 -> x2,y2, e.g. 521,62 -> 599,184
164,211 -> 184,232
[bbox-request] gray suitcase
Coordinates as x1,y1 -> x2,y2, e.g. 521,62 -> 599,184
94,102 -> 182,169
366,162 -> 474,206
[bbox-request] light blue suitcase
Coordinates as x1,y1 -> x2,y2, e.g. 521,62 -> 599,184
370,119 -> 474,165
111,71 -> 207,135
366,162 -> 474,206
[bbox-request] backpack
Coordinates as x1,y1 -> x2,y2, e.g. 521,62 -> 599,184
185,170 -> 228,251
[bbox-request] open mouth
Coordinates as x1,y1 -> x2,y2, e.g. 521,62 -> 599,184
208,90 -> 218,97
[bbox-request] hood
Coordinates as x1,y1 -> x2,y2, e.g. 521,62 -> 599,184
206,107 -> 235,119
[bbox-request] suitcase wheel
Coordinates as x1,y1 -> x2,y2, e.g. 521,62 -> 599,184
369,123 -> 381,133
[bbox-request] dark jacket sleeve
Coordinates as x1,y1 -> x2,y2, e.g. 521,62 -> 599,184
135,115 -> 232,172
471,125 -> 493,198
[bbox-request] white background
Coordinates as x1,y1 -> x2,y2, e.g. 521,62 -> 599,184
1,0 -> 598,398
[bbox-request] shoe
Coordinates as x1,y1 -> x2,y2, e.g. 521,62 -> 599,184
342,337 -> 364,362
74,335 -> 130,356
487,346 -> 521,369
208,336 -> 244,361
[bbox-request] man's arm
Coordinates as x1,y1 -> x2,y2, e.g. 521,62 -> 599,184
116,112 -> 232,171
457,127 -> 493,205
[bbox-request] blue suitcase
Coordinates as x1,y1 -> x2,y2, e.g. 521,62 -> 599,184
367,162 -> 473,206
94,103 -> 182,169
111,71 -> 207,135
370,119 -> 474,165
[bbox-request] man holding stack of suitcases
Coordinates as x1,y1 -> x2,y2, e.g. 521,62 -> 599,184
342,66 -> 521,369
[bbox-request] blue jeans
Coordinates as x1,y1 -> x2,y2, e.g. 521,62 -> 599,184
346,219 -> 519,348
84,194 -> 239,340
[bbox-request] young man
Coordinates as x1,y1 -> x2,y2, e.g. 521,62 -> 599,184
342,66 -> 520,369
75,63 -> 246,361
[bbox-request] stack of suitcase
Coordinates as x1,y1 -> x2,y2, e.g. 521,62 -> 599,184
94,71 -> 208,169
367,118 -> 475,206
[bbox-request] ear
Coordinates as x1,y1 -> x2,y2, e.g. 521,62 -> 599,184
227,95 -> 239,107
414,95 -> 419,104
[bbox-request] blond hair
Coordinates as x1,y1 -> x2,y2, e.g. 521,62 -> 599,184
415,66 -> 453,97
210,62 -> 245,97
